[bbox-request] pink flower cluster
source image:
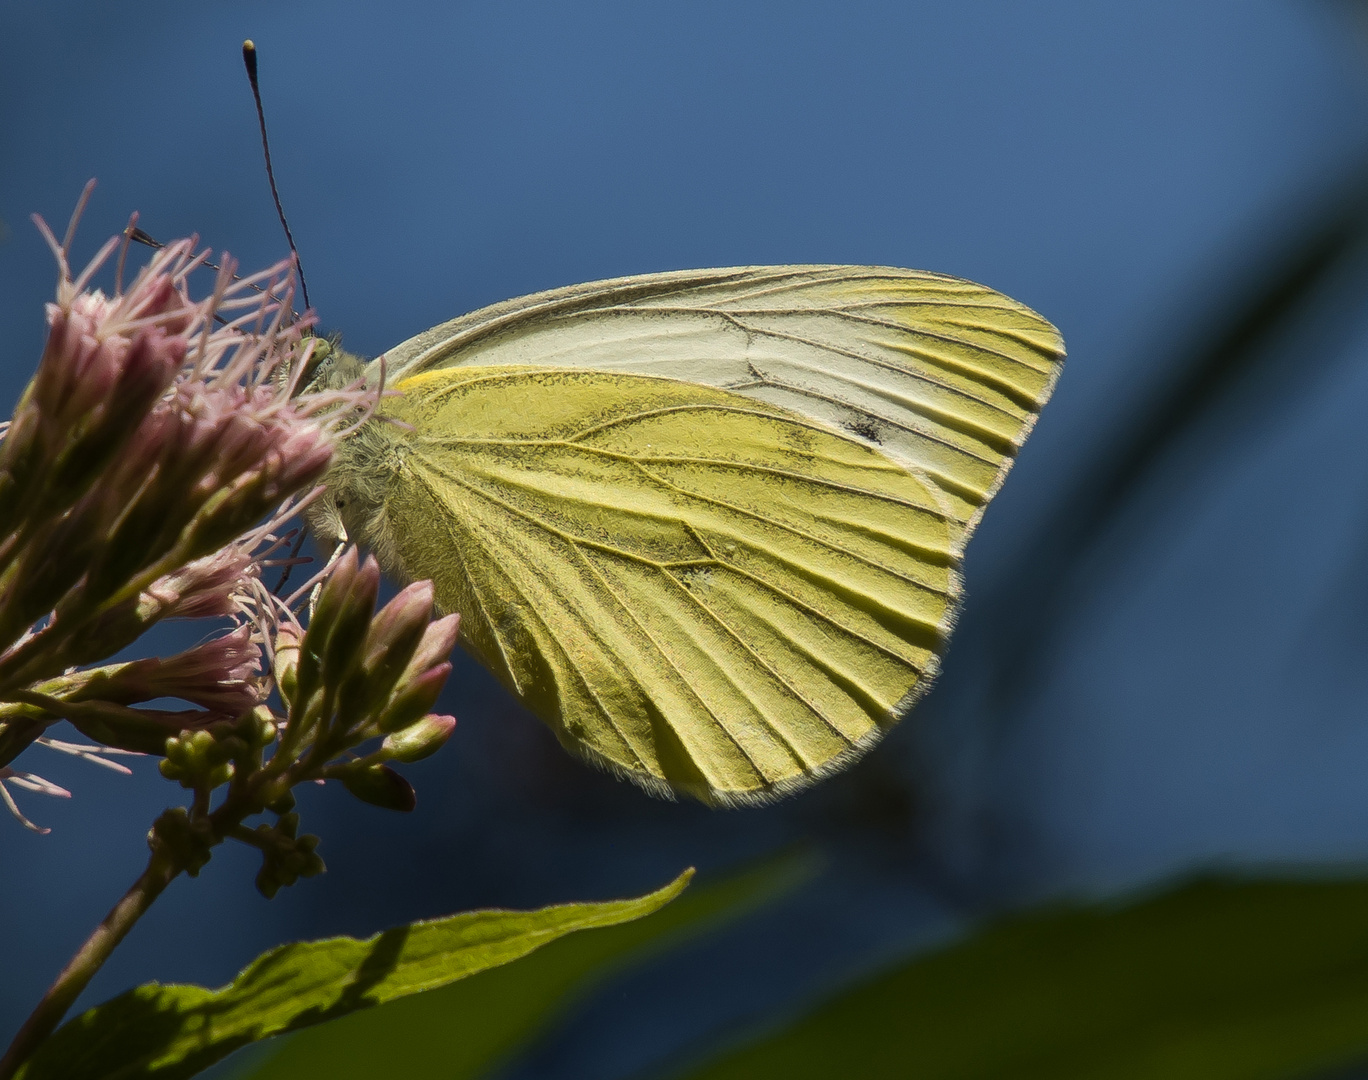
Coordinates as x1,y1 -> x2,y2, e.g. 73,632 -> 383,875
0,193 -> 384,829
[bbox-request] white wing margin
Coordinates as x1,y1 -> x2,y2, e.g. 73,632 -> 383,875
374,265 -> 1065,548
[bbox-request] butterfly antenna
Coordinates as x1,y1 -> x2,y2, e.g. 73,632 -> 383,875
272,524 -> 311,596
123,226 -> 292,324
242,39 -> 312,313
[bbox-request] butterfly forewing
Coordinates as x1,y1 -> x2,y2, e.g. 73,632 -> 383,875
375,266 -> 1064,542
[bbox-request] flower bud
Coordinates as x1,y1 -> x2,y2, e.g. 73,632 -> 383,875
382,714 -> 456,763
364,581 -> 434,687
402,614 -> 461,683
160,627 -> 264,713
160,728 -> 236,791
336,581 -> 435,729
4,490 -> 108,629
145,544 -> 255,621
171,406 -> 333,559
295,546 -> 363,707
273,624 -> 302,707
238,705 -> 278,749
377,663 -> 452,734
301,547 -> 357,676
252,823 -> 326,898
338,763 -> 416,812
7,294 -> 184,527
321,555 -> 381,687
148,806 -> 215,877
274,423 -> 334,492
267,790 -> 296,815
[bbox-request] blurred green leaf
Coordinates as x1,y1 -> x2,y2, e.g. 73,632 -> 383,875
236,853 -> 813,1080
668,874 -> 1368,1080
16,869 -> 694,1080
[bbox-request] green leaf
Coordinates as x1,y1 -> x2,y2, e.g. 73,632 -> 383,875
236,852 -> 811,1080
16,869 -> 695,1080
669,875 -> 1368,1080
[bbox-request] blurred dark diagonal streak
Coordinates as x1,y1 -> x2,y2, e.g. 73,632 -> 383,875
973,157 -> 1368,718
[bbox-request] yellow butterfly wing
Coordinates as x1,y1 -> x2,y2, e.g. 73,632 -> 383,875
330,266 -> 1063,804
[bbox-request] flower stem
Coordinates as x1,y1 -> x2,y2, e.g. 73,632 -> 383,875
0,850 -> 180,1080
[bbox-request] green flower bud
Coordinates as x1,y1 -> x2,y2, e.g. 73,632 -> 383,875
334,581 -> 435,732
320,555 -> 380,686
147,807 -> 214,877
362,582 -> 434,693
159,728 -> 236,790
273,626 -> 302,707
240,705 -> 278,749
401,614 -> 460,684
267,790 -> 296,815
339,763 -> 416,812
309,545 -> 357,627
382,714 -> 456,763
377,663 -> 451,734
296,548 -> 360,704
252,824 -> 326,899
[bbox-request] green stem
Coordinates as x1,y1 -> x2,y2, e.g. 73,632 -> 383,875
0,851 -> 181,1080
0,685 -> 325,1076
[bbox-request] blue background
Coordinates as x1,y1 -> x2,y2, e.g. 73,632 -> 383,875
4,2 -> 1368,1076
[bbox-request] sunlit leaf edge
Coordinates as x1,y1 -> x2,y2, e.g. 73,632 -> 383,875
16,869 -> 693,1080
241,849 -> 818,1080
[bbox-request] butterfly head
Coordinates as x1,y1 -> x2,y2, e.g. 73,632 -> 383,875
297,335 -> 367,396
302,345 -> 406,578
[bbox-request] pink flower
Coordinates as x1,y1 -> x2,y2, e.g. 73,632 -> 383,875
6,203 -> 375,552
0,204 -> 379,664
0,191 -> 459,835
149,626 -> 266,715
145,545 -> 258,621
70,625 -> 265,717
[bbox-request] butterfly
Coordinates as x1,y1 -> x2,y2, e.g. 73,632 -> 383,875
310,265 -> 1064,806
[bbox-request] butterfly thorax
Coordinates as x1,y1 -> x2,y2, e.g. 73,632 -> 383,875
304,347 -> 407,575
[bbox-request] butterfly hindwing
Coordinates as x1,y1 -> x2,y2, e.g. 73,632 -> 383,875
352,365 -> 959,804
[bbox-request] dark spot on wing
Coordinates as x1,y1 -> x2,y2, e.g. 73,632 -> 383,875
845,416 -> 883,444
